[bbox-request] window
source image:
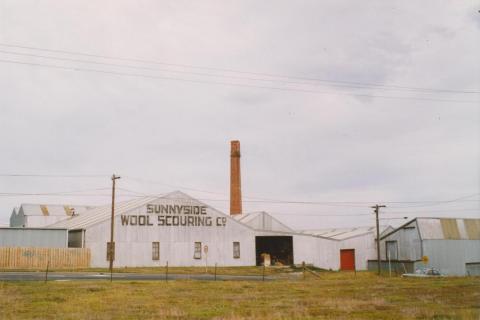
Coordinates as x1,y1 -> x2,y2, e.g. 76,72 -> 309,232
233,242 -> 240,259
386,241 -> 398,260
152,242 -> 160,261
194,242 -> 202,259
106,242 -> 115,261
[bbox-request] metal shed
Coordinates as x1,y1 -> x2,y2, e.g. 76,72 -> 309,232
378,217 -> 480,276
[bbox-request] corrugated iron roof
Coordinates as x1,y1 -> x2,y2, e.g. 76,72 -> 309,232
17,204 -> 94,216
235,211 -> 294,232
49,191 -> 246,230
417,217 -> 480,240
382,217 -> 480,240
300,225 -> 392,240
49,195 -> 163,229
464,219 -> 480,239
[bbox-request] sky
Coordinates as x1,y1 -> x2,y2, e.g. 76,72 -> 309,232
0,1 -> 479,230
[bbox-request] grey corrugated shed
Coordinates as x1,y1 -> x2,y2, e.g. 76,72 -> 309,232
382,217 -> 480,240
0,227 -> 68,248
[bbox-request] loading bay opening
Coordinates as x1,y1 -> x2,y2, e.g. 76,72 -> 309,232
255,236 -> 293,266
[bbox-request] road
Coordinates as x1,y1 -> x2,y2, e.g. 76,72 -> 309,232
0,271 -> 272,281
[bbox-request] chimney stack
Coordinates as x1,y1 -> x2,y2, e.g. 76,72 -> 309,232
230,140 -> 242,215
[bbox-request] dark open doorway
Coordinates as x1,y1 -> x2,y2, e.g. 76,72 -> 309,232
255,236 -> 293,266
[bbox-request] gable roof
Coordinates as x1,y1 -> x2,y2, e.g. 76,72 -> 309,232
300,225 -> 392,240
16,204 -> 94,217
49,194 -> 168,229
381,217 -> 480,240
49,191 -> 253,231
235,211 -> 294,232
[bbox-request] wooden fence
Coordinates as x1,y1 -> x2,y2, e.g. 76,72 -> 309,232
0,247 -> 90,269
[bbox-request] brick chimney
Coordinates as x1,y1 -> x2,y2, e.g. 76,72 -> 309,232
230,140 -> 242,215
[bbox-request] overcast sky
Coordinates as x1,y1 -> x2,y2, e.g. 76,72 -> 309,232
0,1 -> 479,229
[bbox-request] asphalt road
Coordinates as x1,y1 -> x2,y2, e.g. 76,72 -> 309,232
0,272 -> 272,281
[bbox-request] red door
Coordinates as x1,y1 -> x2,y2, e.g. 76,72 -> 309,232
340,249 -> 355,271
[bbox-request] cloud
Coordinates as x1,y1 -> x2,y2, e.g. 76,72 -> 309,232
0,0 -> 478,228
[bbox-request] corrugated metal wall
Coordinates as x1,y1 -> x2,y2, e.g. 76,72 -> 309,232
0,228 -> 68,248
380,220 -> 422,261
423,239 -> 480,275
339,234 -> 375,270
84,200 -> 258,268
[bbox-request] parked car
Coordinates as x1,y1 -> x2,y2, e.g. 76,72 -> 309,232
402,267 -> 444,278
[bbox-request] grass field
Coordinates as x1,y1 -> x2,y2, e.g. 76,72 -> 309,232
0,272 -> 478,319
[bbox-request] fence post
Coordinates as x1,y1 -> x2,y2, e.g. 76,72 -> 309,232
165,261 -> 168,282
44,259 -> 49,283
214,263 -> 217,281
262,263 -> 265,282
302,261 -> 306,280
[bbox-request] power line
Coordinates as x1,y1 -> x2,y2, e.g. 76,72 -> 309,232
383,208 -> 479,214
270,212 -> 371,217
3,58 -> 477,104
122,176 -> 228,197
1,42 -> 478,94
1,191 -> 478,209
1,49 -> 475,95
268,207 -> 479,217
121,177 -> 480,206
0,193 -> 148,198
1,177 -> 478,208
386,193 -> 480,209
127,188 -> 480,206
0,174 -> 108,178
115,187 -> 151,196
1,59 -> 478,104
0,187 -> 111,196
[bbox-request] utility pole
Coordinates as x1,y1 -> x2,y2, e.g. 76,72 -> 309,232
371,204 -> 386,275
109,174 -> 121,281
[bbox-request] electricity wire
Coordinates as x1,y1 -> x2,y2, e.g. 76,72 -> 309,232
1,49 -> 477,95
0,58 -> 477,104
0,174 -> 108,178
0,42 -> 477,94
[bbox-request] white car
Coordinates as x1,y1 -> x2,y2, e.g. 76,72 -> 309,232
402,267 -> 444,278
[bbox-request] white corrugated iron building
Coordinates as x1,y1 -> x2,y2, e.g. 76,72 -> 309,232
6,195 -> 479,275
5,197 -> 378,271
301,226 -> 393,271
46,191 -> 350,269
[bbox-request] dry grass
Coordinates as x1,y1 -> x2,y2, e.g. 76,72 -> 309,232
0,272 -> 478,319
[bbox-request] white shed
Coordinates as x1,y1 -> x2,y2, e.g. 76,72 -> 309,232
48,191 -> 340,269
51,191 -> 258,267
301,225 -> 393,271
